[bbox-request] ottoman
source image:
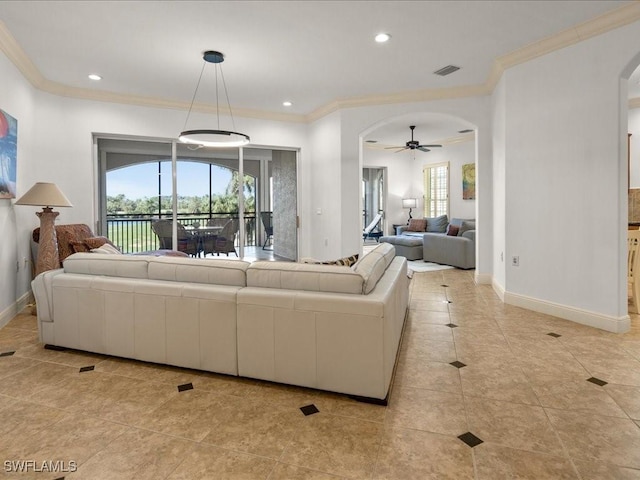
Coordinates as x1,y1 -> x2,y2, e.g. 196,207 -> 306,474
379,235 -> 423,260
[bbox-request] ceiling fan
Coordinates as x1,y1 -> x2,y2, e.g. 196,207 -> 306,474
384,125 -> 443,153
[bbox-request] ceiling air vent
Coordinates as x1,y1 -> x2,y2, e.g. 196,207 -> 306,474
458,129 -> 474,134
434,65 -> 461,76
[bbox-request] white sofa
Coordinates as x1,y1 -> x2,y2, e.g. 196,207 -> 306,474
32,243 -> 408,402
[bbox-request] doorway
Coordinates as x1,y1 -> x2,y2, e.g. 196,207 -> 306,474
95,136 -> 299,261
362,167 -> 386,237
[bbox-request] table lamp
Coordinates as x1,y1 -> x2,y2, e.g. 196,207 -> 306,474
402,198 -> 417,224
15,182 -> 72,276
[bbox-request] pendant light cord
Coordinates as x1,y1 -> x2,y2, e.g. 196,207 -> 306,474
218,65 -> 238,133
182,59 -> 236,133
182,61 -> 207,132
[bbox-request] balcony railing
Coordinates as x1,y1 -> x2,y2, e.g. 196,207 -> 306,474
107,213 -> 258,254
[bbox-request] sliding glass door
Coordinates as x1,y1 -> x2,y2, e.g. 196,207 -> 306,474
96,136 -> 297,260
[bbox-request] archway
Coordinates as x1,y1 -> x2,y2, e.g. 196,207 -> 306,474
359,112 -> 480,269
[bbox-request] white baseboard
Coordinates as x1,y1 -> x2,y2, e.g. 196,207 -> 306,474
0,291 -> 34,328
474,273 -> 492,285
504,291 -> 630,334
491,278 -> 506,302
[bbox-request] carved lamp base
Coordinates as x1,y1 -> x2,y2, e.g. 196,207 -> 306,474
35,207 -> 60,277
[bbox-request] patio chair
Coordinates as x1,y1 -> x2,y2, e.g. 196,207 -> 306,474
363,213 -> 383,242
200,217 -> 230,256
260,211 -> 273,250
212,219 -> 239,256
151,220 -> 201,257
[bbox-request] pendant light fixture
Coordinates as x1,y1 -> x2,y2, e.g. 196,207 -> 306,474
179,50 -> 250,148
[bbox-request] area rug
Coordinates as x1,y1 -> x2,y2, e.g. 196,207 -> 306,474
407,260 -> 454,273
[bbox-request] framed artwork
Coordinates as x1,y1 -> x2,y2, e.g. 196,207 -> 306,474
0,108 -> 17,199
462,163 -> 475,200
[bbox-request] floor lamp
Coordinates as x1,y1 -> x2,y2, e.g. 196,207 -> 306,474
15,182 -> 72,276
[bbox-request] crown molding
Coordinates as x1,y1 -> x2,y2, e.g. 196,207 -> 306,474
1,6 -> 640,124
0,19 -> 46,89
486,1 -> 640,91
43,78 -> 308,123
304,85 -> 490,123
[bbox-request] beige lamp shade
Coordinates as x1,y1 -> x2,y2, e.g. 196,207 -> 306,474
402,198 -> 417,209
15,182 -> 73,208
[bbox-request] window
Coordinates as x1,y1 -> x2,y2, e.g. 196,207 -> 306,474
423,162 -> 449,217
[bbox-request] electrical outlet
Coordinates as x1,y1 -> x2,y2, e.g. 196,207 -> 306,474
512,255 -> 519,267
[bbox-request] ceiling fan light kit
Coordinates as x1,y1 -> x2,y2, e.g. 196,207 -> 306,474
179,50 -> 250,148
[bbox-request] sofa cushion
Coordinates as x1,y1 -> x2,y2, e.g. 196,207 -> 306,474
458,220 -> 476,236
247,262 -> 364,294
148,256 -> 250,287
447,225 -> 460,236
426,215 -> 449,233
63,252 -> 151,278
406,218 -> 427,232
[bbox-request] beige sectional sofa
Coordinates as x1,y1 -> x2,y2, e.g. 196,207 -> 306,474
32,243 -> 408,402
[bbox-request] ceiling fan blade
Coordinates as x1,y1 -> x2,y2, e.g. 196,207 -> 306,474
417,147 -> 431,152
394,148 -> 408,153
419,144 -> 442,148
384,145 -> 405,150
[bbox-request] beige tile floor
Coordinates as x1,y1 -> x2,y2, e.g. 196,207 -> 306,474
1,269 -> 640,479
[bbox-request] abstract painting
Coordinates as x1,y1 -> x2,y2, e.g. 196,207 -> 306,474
462,163 -> 475,200
0,108 -> 17,199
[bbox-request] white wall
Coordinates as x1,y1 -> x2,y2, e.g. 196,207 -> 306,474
491,76 -> 507,293
498,20 -> 640,331
0,52 -> 37,325
307,111 -> 343,259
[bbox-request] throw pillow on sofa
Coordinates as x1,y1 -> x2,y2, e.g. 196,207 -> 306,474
90,243 -> 123,255
458,220 -> 475,236
406,218 -> 427,232
426,214 -> 449,233
446,225 -> 460,236
301,254 -> 359,267
322,253 -> 359,267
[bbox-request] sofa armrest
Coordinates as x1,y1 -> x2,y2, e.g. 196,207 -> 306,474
32,268 -> 65,323
461,230 -> 475,241
422,232 -> 475,269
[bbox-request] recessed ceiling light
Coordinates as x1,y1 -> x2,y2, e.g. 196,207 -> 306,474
88,74 -> 102,81
375,33 -> 391,43
282,101 -> 292,107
